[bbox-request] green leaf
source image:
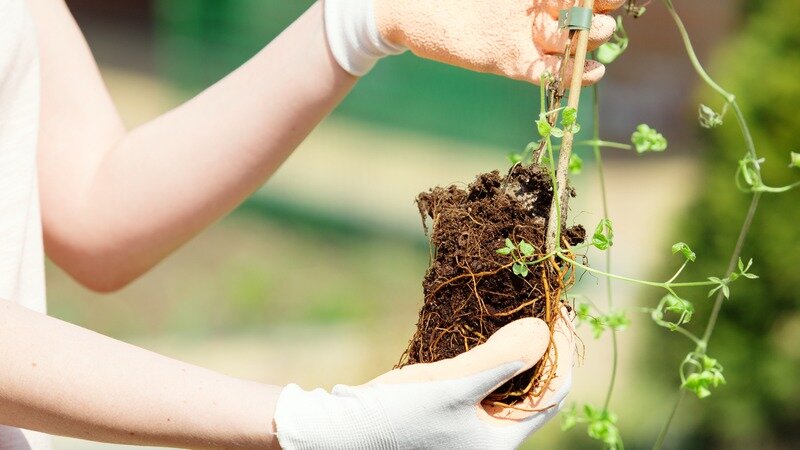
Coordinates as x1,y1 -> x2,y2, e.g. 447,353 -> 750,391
596,16 -> 628,65
550,127 -> 565,139
536,116 -> 552,139
606,310 -> 630,332
592,218 -> 614,251
505,238 -> 515,249
590,318 -> 605,339
663,294 -> 694,324
583,404 -> 601,419
698,104 -> 724,128
518,240 -> 535,257
576,302 -> 591,321
631,124 -> 668,153
722,284 -> 730,299
597,42 -> 623,64
569,153 -> 584,175
671,242 -> 697,262
561,405 -> 578,431
496,247 -> 512,255
790,152 -> 800,169
562,107 -> 578,127
561,107 -> 581,134
507,152 -> 523,164
512,262 -> 529,277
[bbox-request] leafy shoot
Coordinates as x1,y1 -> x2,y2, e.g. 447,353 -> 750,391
631,124 -> 668,153
671,242 -> 696,262
562,404 -> 623,449
569,153 -> 584,175
698,104 -> 725,129
496,238 -> 539,278
597,16 -> 629,64
592,218 -> 614,251
680,353 -> 726,399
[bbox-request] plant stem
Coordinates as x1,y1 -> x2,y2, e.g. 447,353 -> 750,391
561,254 -> 714,289
577,139 -> 633,150
653,1 -> 766,447
546,0 -> 597,253
662,1 -> 734,104
700,193 -> 761,345
653,390 -> 686,450
592,84 -> 620,411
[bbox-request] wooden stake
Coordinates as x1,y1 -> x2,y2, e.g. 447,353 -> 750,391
545,0 -> 596,253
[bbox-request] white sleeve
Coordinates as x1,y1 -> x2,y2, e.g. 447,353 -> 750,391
323,0 -> 406,76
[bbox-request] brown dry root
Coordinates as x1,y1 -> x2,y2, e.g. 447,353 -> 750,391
397,165 -> 585,405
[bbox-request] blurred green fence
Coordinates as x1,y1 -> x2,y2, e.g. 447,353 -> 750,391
154,0 -> 548,152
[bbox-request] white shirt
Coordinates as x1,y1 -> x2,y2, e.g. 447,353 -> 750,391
0,0 -> 51,448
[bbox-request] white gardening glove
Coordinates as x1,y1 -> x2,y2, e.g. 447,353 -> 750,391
323,0 -> 624,82
274,315 -> 575,449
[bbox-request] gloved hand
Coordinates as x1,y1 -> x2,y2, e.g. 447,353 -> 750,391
274,315 -> 575,450
324,0 -> 625,83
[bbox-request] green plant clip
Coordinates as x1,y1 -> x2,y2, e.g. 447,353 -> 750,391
559,7 -> 593,31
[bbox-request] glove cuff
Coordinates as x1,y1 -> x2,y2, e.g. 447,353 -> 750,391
274,383 -> 398,450
323,0 -> 406,76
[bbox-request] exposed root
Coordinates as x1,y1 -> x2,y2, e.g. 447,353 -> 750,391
397,166 -> 586,404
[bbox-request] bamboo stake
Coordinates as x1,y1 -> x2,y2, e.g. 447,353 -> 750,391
545,0 -> 596,253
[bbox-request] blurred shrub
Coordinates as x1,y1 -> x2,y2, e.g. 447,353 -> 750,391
642,1 -> 800,448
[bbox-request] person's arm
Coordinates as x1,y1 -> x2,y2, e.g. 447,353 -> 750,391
0,298 -> 281,449
30,0 -> 621,293
30,0 -> 357,292
0,296 -> 572,449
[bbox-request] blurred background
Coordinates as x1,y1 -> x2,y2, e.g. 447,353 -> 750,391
49,1 -> 798,449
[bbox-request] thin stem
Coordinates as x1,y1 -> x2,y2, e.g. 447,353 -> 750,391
653,391 -> 687,450
666,261 -> 689,284
561,254 -> 714,289
663,0 -> 734,104
592,84 -> 620,412
700,193 -> 761,345
671,326 -> 704,348
577,139 -> 633,150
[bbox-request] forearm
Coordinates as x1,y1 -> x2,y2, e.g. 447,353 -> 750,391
0,298 -> 281,449
33,0 -> 356,290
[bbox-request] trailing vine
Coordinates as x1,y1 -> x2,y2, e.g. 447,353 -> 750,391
507,1 -> 800,448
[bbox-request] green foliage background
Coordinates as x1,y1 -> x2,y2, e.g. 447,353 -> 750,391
642,1 -> 800,448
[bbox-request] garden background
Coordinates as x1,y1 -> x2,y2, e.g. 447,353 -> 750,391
51,1 -> 798,449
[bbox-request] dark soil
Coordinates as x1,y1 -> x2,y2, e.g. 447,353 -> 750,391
397,164 -> 585,404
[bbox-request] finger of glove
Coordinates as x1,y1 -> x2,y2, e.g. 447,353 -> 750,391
484,311 -> 576,421
370,318 -> 549,394
527,55 -> 605,86
534,12 -> 617,55
539,0 -> 627,17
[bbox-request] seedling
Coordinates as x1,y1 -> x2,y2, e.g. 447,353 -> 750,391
496,238 -> 540,278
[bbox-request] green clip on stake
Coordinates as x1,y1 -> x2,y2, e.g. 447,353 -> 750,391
559,7 -> 593,31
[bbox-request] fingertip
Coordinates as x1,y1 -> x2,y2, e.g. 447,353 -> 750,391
589,14 -> 617,49
487,317 -> 551,368
581,59 -> 606,86
596,0 -> 627,14
528,57 -> 605,86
